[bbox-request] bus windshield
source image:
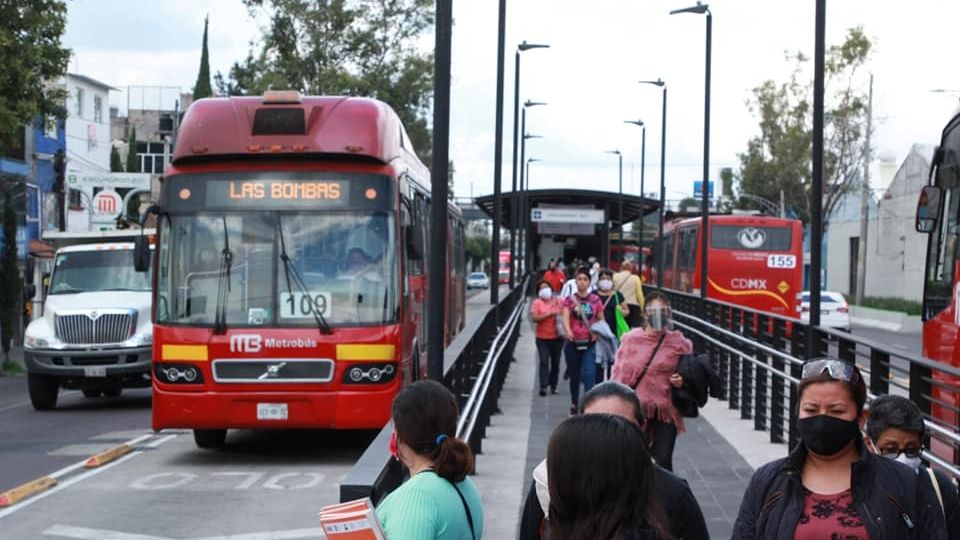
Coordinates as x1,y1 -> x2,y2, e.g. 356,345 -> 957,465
49,249 -> 151,295
156,211 -> 397,327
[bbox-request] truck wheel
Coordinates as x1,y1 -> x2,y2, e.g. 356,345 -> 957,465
82,390 -> 102,398
193,429 -> 227,449
28,373 -> 59,410
102,388 -> 122,398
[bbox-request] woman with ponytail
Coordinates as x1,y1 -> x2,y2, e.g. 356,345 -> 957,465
376,380 -> 484,539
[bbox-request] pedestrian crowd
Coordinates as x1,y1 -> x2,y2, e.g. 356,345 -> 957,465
368,257 -> 957,539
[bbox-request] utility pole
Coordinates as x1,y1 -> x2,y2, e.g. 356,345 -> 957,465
855,74 -> 873,306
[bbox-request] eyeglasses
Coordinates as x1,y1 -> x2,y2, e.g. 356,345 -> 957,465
801,359 -> 860,383
879,446 -> 924,459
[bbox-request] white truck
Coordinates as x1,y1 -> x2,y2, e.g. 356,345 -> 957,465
23,242 -> 153,410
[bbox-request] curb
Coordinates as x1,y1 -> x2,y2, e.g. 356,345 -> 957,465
84,444 -> 133,468
0,477 -> 57,508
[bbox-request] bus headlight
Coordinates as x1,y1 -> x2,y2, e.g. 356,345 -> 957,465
24,335 -> 49,349
343,363 -> 396,384
155,363 -> 204,384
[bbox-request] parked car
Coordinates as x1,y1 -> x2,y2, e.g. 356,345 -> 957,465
797,290 -> 851,331
467,272 -> 490,289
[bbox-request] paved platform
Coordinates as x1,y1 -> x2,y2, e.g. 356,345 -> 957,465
471,319 -> 787,539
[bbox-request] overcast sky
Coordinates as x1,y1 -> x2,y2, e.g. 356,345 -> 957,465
64,0 -> 960,203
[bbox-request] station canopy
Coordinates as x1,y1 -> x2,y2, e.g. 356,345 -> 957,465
474,189 -> 659,230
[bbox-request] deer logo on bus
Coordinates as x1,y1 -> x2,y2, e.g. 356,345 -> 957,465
737,227 -> 766,249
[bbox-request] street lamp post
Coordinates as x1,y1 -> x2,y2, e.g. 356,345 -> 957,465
671,2 -> 711,300
490,0 -> 507,307
639,79 -> 667,289
526,158 -> 542,187
509,41 -> 549,287
520,100 -> 545,275
604,149 -> 623,257
624,120 -> 646,249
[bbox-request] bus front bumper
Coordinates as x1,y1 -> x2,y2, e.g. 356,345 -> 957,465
152,385 -> 398,431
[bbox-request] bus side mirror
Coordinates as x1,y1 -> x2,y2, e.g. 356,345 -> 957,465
406,225 -> 425,261
133,236 -> 151,272
916,185 -> 942,233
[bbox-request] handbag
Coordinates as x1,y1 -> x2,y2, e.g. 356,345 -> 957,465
614,307 -> 630,340
671,352 -> 717,418
628,333 -> 667,390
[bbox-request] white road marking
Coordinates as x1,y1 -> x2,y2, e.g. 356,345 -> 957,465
42,525 -> 329,540
210,472 -> 266,490
0,452 -> 140,519
0,400 -> 30,413
44,524 -> 171,539
143,434 -> 177,448
129,472 -> 197,490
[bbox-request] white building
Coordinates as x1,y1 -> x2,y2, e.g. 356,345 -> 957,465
826,144 -> 933,301
64,73 -> 117,173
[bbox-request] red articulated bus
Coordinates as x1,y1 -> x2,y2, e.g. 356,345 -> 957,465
145,92 -> 465,448
656,215 -> 804,318
917,104 -> 960,459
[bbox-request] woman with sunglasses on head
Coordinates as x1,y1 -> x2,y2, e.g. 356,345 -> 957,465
865,394 -> 960,538
377,380 -> 484,539
732,359 -> 946,540
611,293 -> 691,471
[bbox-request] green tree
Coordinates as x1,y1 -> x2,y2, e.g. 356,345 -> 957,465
465,234 -> 491,273
192,16 -> 213,100
0,185 -> 21,359
215,0 -> 434,162
110,145 -> 124,172
677,197 -> 699,212
0,0 -> 71,149
737,28 -> 873,234
126,128 -> 140,173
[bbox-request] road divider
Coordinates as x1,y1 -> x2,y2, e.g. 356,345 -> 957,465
84,443 -> 133,468
0,476 -> 57,507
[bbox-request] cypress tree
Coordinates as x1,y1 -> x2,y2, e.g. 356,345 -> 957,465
110,145 -> 123,172
126,127 -> 139,173
192,16 -> 213,100
0,188 -> 20,358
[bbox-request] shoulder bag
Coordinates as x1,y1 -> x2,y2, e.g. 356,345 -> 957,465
628,333 -> 667,390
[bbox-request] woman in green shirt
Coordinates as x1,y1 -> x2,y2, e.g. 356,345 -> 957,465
376,380 -> 484,539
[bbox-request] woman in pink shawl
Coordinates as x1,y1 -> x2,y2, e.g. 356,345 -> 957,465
612,293 -> 691,471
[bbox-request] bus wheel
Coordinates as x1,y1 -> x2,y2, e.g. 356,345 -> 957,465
28,373 -> 59,411
193,429 -> 227,449
82,390 -> 102,398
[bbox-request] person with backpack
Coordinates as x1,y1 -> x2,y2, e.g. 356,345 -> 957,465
732,359 -> 946,540
865,394 -> 959,538
611,293 -> 691,471
613,260 -> 645,327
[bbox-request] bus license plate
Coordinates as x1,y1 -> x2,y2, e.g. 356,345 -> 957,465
257,403 -> 288,421
84,366 -> 107,378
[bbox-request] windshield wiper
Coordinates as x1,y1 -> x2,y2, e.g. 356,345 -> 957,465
277,217 -> 332,335
214,215 -> 233,335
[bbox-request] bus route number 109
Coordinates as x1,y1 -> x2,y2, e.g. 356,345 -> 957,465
280,291 -> 331,319
766,255 -> 797,269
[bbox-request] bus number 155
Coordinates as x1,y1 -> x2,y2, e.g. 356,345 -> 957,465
280,292 -> 331,319
766,255 -> 796,269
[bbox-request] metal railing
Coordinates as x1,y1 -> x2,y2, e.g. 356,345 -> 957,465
653,287 -> 960,480
339,278 -> 529,503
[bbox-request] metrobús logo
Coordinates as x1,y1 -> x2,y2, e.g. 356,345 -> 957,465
229,334 -> 318,353
737,227 -> 766,249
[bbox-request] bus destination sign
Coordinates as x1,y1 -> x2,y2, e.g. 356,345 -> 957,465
205,179 -> 349,208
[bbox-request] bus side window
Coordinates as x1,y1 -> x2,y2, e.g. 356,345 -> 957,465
401,197 -> 412,295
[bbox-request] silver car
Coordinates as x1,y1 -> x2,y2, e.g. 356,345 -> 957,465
467,272 -> 490,289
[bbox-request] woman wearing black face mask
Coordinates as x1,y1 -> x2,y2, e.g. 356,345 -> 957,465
732,359 -> 946,540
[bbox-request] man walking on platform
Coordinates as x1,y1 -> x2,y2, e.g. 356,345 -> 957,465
614,261 -> 644,327
543,260 -> 566,293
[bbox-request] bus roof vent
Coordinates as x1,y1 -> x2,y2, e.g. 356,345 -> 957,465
263,90 -> 302,104
252,108 -> 307,135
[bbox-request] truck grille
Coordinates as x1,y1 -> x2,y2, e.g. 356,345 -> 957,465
55,310 -> 137,345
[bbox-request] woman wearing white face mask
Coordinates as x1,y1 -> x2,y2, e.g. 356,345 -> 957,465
530,280 -> 564,396
611,293 -> 691,471
865,394 -> 960,537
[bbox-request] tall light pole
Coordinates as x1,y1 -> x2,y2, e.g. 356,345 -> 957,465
509,41 -> 549,286
624,119 -> 646,249
520,100 -> 546,275
526,158 -> 542,187
639,79 -> 667,289
489,0 -> 507,307
604,149 -> 624,257
671,2 -> 711,300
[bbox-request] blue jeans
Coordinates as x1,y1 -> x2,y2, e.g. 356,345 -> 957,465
563,341 -> 597,407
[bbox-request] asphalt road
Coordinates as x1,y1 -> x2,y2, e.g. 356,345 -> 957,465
851,324 -> 923,357
0,376 -> 153,494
